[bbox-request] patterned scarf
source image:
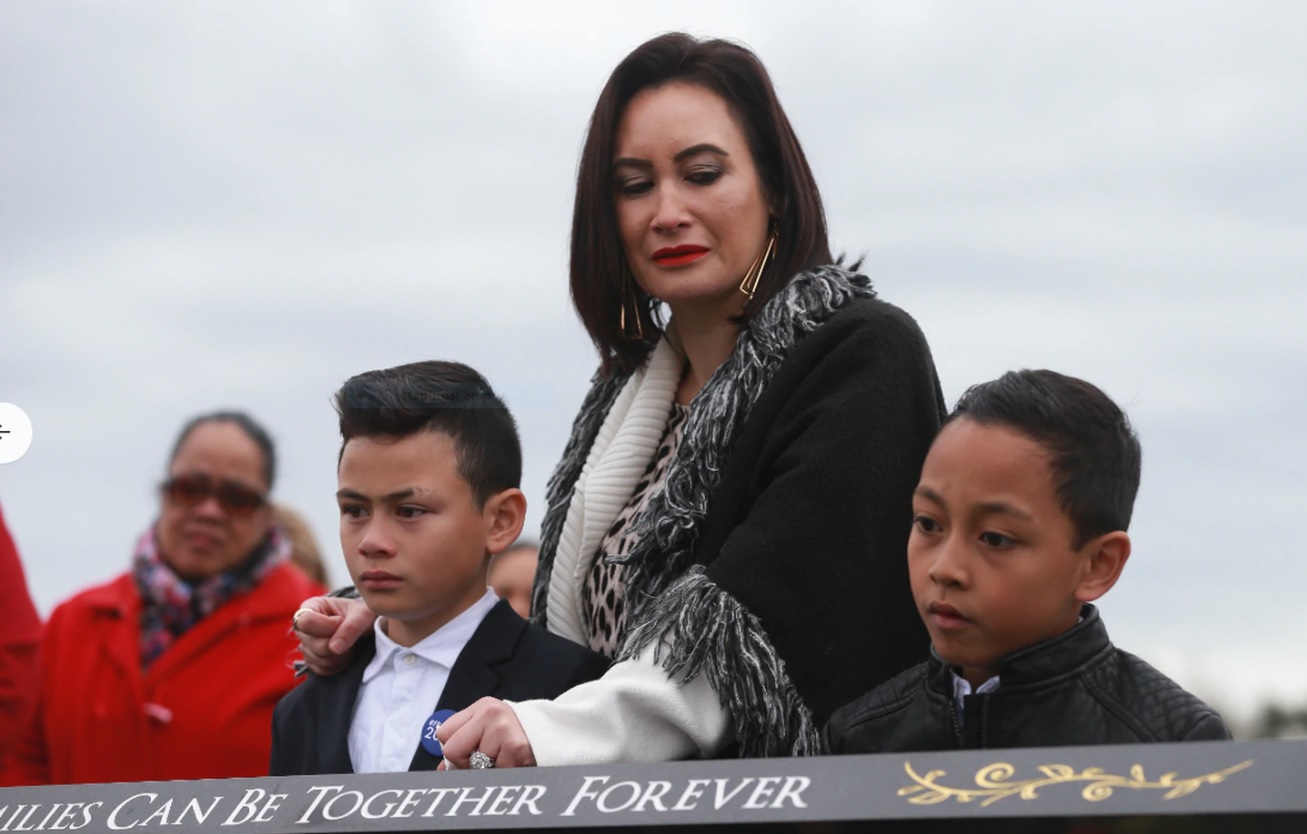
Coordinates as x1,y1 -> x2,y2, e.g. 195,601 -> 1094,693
132,524 -> 289,669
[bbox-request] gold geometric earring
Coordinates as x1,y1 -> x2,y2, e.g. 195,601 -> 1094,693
620,267 -> 645,340
739,225 -> 779,300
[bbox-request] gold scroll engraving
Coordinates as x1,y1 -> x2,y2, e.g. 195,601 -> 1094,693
898,759 -> 1254,807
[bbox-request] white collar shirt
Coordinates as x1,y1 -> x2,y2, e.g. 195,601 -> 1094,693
947,616 -> 1083,725
950,670 -> 1001,723
348,589 -> 499,773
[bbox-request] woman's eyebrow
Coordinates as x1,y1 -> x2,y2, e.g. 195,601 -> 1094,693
673,142 -> 729,162
613,143 -> 731,171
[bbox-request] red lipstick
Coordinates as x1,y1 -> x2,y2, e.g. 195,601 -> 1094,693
652,245 -> 709,267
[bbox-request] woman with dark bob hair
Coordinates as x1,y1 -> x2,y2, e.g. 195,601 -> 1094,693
297,32 -> 943,765
4,412 -> 325,784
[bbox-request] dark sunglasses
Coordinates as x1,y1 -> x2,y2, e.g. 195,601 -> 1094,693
161,475 -> 267,517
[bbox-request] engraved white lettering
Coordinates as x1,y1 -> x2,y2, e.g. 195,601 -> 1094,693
447,787 -> 495,816
633,781 -> 673,812
321,791 -> 364,822
296,786 -> 343,825
67,805 -> 100,834
178,797 -> 224,826
743,776 -> 782,809
220,789 -> 285,826
254,793 -> 285,823
558,774 -> 805,817
596,781 -> 641,813
771,776 -> 810,808
419,789 -> 460,817
485,787 -> 520,816
510,785 -> 545,815
45,805 -> 94,831
51,804 -> 84,831
390,789 -> 429,819
713,778 -> 755,809
561,776 -> 609,816
138,799 -> 176,827
360,790 -> 403,820
70,803 -> 102,831
107,793 -> 157,831
672,779 -> 710,811
10,804 -> 41,832
32,805 -> 63,831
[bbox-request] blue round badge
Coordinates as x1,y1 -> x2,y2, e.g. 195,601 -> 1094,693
421,709 -> 458,757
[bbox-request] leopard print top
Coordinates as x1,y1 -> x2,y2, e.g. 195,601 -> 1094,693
582,401 -> 690,656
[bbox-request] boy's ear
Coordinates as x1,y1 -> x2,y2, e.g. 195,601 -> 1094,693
482,488 -> 527,555
1074,531 -> 1131,602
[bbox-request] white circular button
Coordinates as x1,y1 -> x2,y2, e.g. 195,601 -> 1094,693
0,404 -> 33,464
402,653 -> 416,666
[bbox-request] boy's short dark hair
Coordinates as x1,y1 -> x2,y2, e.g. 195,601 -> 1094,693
334,361 -> 521,506
947,369 -> 1141,549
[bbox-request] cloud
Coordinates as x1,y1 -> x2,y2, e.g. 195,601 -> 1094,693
3,0 -> 1305,723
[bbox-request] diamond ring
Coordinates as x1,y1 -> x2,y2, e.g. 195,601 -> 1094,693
469,751 -> 495,770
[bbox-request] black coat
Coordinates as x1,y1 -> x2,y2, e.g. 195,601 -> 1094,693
822,605 -> 1231,753
533,267 -> 946,755
269,600 -> 610,775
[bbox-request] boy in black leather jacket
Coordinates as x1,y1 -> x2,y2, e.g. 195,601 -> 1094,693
823,369 -> 1229,752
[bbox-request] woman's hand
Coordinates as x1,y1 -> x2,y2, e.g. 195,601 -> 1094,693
435,697 -> 537,770
293,595 -> 376,677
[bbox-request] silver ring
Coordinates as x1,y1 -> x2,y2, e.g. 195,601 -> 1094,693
469,751 -> 495,770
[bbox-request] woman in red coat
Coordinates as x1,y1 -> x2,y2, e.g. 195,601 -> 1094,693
2,412 -> 324,785
0,502 -> 41,760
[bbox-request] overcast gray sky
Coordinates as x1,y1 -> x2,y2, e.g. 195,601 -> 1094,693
2,0 -> 1304,728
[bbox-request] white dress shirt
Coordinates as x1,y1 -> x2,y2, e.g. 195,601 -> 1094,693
951,671 -> 1001,725
947,616 -> 1085,725
348,589 -> 498,773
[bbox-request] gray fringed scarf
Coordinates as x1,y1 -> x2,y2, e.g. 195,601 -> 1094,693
531,265 -> 875,757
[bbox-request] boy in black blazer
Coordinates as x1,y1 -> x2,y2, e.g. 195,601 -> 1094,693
270,361 -> 609,775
